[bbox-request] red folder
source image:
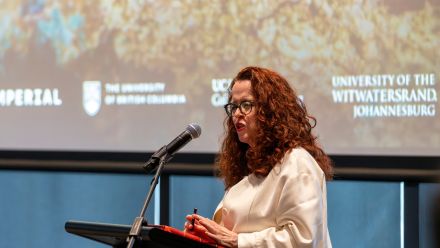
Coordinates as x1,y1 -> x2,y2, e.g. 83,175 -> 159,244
66,220 -> 224,248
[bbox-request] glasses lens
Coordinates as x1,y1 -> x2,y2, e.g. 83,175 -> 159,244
225,102 -> 253,116
240,101 -> 253,114
224,103 -> 235,116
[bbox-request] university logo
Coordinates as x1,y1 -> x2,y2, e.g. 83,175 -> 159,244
82,81 -> 102,116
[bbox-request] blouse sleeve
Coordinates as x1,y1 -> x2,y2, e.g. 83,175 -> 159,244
237,155 -> 328,248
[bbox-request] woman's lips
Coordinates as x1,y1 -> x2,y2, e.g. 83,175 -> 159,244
235,123 -> 245,132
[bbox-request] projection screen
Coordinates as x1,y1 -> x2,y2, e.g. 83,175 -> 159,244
0,0 -> 439,156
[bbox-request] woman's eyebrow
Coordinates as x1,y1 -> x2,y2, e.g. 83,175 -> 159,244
230,98 -> 253,103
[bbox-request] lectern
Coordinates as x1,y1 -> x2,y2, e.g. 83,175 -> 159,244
65,220 -> 217,248
65,125 -> 207,247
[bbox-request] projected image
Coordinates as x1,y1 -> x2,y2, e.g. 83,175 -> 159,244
0,0 -> 439,155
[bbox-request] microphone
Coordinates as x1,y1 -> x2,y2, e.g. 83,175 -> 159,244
143,123 -> 202,172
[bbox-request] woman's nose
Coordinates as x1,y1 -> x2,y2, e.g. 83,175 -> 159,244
232,108 -> 243,118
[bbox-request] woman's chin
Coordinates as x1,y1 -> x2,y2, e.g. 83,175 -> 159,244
238,136 -> 252,146
238,137 -> 248,145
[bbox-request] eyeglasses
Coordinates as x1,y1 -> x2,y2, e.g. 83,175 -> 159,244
224,101 -> 255,117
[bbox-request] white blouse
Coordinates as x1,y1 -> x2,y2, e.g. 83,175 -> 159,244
213,148 -> 332,248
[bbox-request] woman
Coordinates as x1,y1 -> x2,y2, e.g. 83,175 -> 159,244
185,66 -> 333,248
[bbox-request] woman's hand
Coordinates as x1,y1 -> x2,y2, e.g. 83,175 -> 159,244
184,214 -> 210,240
185,214 -> 238,248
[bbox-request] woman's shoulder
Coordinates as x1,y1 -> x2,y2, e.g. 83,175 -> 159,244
281,147 -> 315,165
277,147 -> 324,177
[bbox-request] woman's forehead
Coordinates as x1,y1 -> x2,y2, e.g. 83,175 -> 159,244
231,80 -> 253,98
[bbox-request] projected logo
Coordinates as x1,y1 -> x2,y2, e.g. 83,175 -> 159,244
211,78 -> 231,107
82,81 -> 102,116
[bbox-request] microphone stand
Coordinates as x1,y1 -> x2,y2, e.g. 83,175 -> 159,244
126,148 -> 171,248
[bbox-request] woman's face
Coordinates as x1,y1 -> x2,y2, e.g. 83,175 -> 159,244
230,80 -> 257,147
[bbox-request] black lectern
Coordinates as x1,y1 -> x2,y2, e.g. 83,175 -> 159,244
65,220 -> 216,248
65,125 -> 205,247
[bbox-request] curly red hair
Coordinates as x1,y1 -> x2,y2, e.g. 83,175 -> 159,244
217,66 -> 333,189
